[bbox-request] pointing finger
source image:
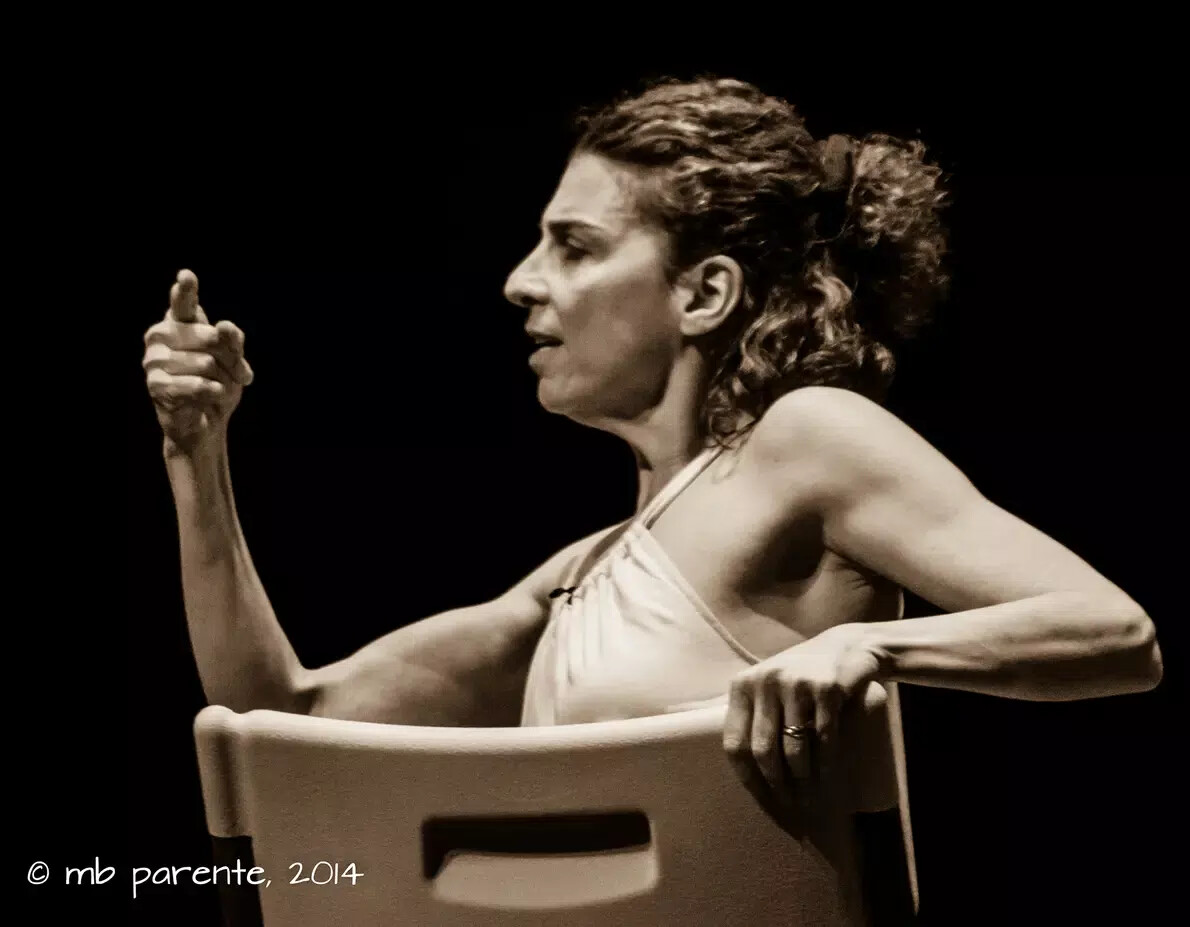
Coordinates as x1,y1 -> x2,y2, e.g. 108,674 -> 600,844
214,319 -> 244,353
215,320 -> 254,385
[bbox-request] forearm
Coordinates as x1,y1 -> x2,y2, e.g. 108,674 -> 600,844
165,436 -> 306,713
858,590 -> 1162,701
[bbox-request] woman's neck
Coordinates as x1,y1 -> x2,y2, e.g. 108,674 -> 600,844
578,348 -> 713,513
628,431 -> 710,513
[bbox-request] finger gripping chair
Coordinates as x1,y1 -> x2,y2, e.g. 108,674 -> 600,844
194,702 -> 913,926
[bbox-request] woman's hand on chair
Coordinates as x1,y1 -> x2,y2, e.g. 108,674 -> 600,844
722,623 -> 883,827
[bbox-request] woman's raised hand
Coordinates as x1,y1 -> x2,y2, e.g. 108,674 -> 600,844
143,270 -> 254,456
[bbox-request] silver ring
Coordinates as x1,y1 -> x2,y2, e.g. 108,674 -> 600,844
782,724 -> 816,740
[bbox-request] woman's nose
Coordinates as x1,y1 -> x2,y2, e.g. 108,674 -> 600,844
503,247 -> 549,309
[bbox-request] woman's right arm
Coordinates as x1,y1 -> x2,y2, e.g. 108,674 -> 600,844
167,434 -> 597,725
148,270 -> 610,727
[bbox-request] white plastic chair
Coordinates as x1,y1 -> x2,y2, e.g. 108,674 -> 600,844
194,696 -> 916,926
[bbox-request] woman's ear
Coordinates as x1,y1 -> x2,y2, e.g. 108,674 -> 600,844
674,254 -> 745,336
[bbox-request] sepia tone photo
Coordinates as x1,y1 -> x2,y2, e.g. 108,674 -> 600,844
19,54 -> 1173,926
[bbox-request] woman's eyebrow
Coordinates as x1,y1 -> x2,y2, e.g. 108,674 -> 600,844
541,217 -> 610,237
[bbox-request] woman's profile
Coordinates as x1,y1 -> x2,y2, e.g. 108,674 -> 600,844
142,75 -> 1163,922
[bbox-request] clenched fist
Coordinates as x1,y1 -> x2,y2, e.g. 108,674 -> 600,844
143,269 -> 254,456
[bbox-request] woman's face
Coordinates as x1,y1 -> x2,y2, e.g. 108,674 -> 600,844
504,153 -> 683,423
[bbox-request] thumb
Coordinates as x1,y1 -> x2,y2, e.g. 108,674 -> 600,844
168,269 -> 209,324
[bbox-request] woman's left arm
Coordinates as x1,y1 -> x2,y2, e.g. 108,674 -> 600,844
760,386 -> 1163,701
723,387 -> 1162,817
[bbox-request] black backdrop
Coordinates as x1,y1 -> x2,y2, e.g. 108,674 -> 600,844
17,49 -> 1182,925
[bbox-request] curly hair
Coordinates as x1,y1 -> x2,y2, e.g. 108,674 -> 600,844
570,76 -> 950,447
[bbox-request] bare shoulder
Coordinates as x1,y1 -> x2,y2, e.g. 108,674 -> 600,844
751,386 -> 920,459
746,386 -> 973,504
742,389 -> 1146,624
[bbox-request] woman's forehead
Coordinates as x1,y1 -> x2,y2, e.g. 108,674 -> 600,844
541,153 -> 642,233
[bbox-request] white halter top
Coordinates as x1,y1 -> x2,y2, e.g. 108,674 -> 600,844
517,442 -> 919,906
519,445 -> 760,726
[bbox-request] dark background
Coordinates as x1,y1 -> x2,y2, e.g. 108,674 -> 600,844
17,46 -> 1182,924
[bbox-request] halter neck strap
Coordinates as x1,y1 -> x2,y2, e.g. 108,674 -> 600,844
638,445 -> 725,529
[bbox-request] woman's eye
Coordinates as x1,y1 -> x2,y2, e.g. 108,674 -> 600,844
561,240 -> 587,259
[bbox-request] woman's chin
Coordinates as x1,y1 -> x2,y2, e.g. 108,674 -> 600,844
536,383 -> 569,415
535,380 -> 590,420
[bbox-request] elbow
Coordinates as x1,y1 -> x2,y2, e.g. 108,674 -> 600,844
215,662 -> 317,716
286,665 -> 323,716
1136,616 -> 1163,691
1115,601 -> 1163,693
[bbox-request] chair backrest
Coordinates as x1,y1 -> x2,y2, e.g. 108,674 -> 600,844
194,701 -> 910,926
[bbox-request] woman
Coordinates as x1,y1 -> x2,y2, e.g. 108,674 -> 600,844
143,76 -> 1162,919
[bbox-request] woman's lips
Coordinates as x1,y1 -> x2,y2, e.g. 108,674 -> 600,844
529,343 -> 560,367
